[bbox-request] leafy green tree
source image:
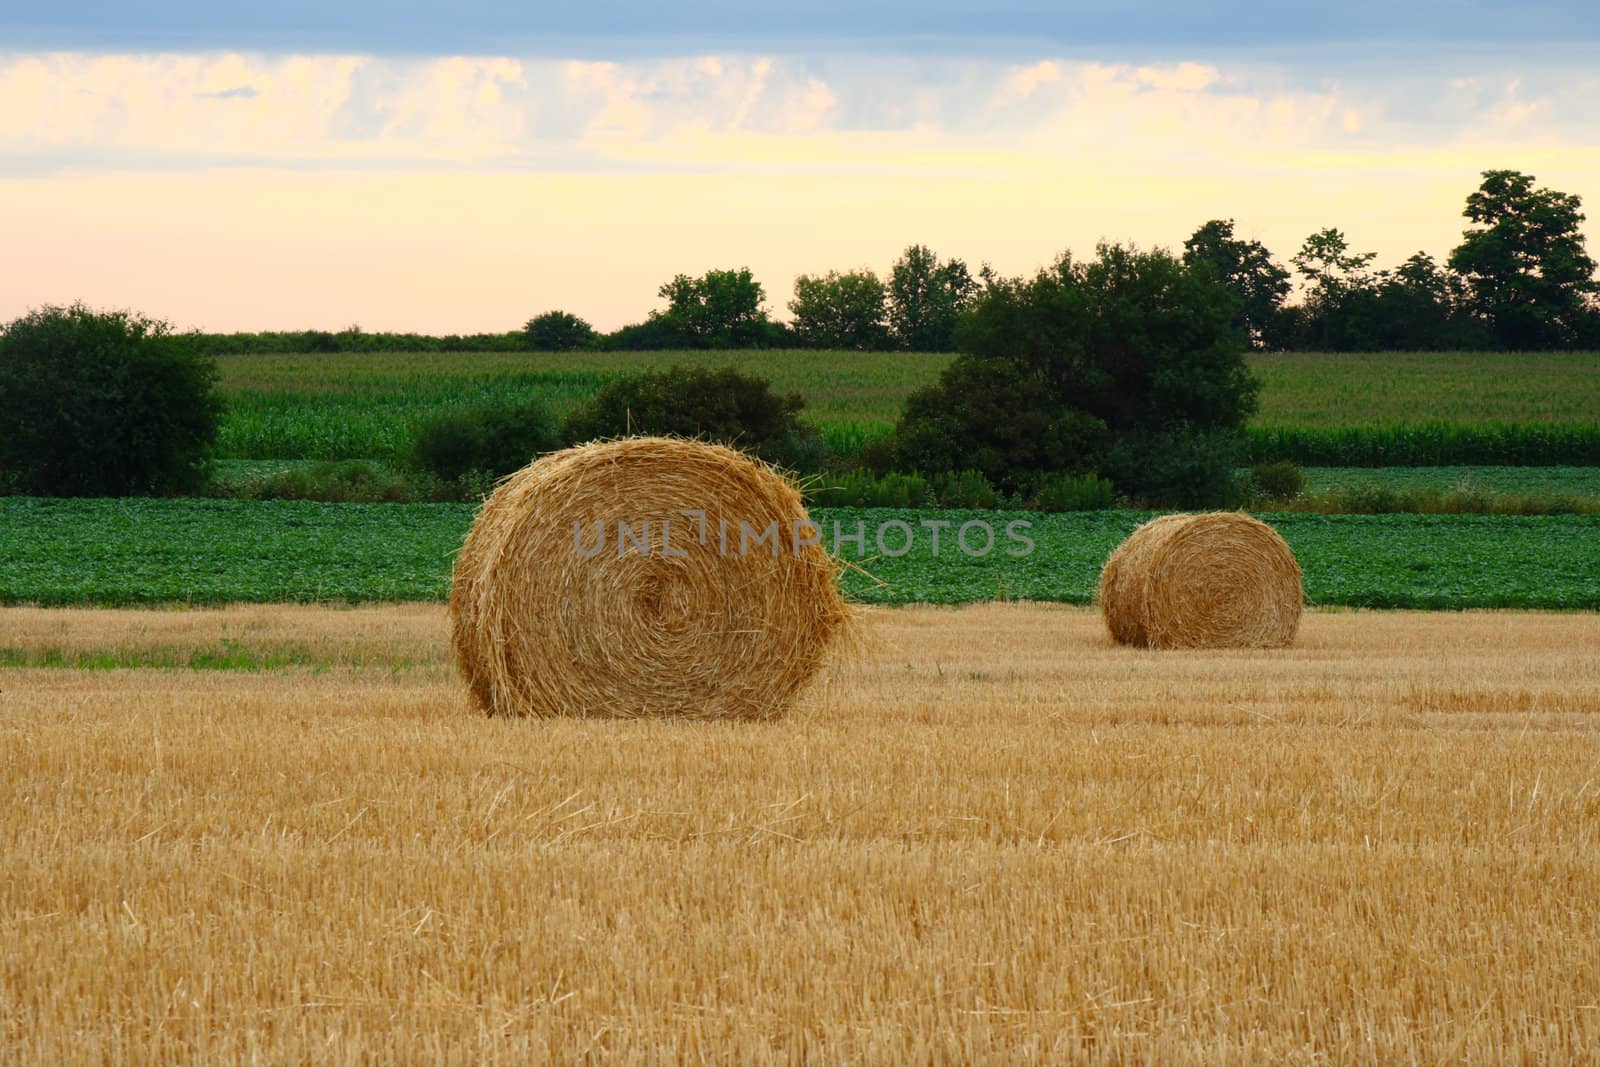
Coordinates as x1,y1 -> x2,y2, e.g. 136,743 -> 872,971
523,311 -> 597,351
1181,219 -> 1290,349
0,304 -> 221,496
1292,227 -> 1377,301
893,244 -> 1256,501
562,365 -> 817,469
1448,169 -> 1599,348
888,244 -> 977,351
1284,228 -> 1384,350
1366,252 -> 1488,350
789,269 -> 890,350
654,268 -> 771,348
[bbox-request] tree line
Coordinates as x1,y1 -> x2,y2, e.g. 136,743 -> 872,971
196,169 -> 1597,355
536,168 -> 1597,354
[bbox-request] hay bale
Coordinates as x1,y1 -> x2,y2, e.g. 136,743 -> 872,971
1097,512 -> 1302,649
1096,513 -> 1193,648
448,437 -> 851,719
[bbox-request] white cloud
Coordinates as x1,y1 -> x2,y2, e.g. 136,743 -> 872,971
0,49 -> 1596,176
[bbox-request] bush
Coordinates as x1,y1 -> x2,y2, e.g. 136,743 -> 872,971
562,365 -> 816,468
1103,427 -> 1250,509
0,304 -> 221,496
931,470 -> 999,509
809,471 -> 932,509
1270,486 -> 1598,517
233,460 -> 413,503
854,437 -> 897,476
602,319 -> 686,351
893,357 -> 1109,492
523,311 -> 597,351
410,398 -> 562,483
1029,472 -> 1117,512
1250,460 -> 1306,501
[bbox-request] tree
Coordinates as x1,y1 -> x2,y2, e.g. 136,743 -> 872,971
1448,169 -> 1599,348
788,269 -> 890,350
888,244 -> 977,351
1181,219 -> 1290,349
1285,228 -> 1384,350
893,244 -> 1256,501
0,304 -> 221,496
654,268 -> 771,348
1365,252 -> 1488,350
523,311 -> 597,351
561,365 -> 816,468
1291,227 -> 1377,300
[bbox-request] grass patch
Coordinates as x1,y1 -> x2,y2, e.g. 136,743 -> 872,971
0,641 -> 350,671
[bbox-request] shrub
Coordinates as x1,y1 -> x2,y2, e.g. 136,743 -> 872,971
410,398 -> 562,483
234,460 -> 413,503
602,318 -> 685,351
0,304 -> 221,496
1270,486 -> 1599,517
1102,427 -> 1250,509
1030,472 -> 1118,512
779,429 -> 831,476
893,357 -> 1109,491
931,470 -> 999,510
809,471 -> 931,509
562,365 -> 816,468
1250,460 -> 1306,501
523,311 -> 597,351
854,437 -> 897,476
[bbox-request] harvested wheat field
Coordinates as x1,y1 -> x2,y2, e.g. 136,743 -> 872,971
3,603 -> 1600,1063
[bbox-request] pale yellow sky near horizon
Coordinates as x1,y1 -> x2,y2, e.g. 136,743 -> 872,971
4,51 -> 1599,332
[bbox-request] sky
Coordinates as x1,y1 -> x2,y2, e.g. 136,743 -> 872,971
4,2 -> 1600,332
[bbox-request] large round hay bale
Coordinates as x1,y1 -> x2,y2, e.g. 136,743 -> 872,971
1097,512 -> 1302,649
449,437 -> 851,719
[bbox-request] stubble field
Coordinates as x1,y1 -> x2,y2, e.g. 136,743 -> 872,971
3,603 -> 1599,1063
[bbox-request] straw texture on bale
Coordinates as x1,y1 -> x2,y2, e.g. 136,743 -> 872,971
1098,512 -> 1303,649
449,437 -> 851,720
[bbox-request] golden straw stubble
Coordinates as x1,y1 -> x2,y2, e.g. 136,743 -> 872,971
449,437 -> 851,720
1098,512 -> 1303,649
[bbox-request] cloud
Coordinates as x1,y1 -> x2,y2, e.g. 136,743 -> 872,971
6,48 -> 1597,179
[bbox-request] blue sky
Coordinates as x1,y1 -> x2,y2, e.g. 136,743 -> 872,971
11,1 -> 1600,53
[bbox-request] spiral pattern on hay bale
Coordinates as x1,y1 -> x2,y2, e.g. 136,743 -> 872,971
1098,512 -> 1303,649
449,437 -> 850,719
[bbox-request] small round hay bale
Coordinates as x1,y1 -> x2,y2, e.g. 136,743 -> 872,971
448,437 -> 850,719
1098,512 -> 1302,649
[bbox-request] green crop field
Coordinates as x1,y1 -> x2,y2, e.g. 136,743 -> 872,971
1301,466 -> 1600,495
213,349 -> 944,460
3,498 -> 1596,610
210,348 -> 1600,462
1249,350 -> 1600,427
